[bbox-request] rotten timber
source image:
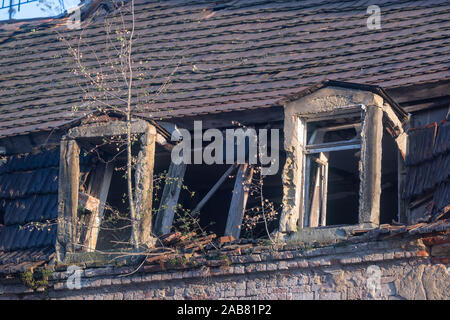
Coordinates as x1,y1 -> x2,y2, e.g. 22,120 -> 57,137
381,103 -> 408,159
134,126 -> 157,247
225,163 -> 254,240
82,162 -> 114,252
56,138 -> 80,261
359,105 -> 383,225
154,159 -> 187,236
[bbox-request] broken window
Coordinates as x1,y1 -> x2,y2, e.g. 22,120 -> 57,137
56,120 -> 157,262
279,84 -> 409,235
303,119 -> 362,227
302,120 -> 401,227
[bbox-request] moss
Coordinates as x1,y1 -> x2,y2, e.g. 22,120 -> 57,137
21,268 -> 53,291
166,256 -> 190,268
218,254 -> 231,267
333,240 -> 350,248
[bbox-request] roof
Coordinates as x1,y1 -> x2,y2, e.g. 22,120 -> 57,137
281,79 -> 409,122
402,120 -> 450,223
0,149 -> 60,273
0,0 -> 449,138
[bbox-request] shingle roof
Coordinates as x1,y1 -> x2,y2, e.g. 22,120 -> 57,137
0,0 -> 449,138
402,120 -> 450,223
0,148 -> 93,273
0,149 -> 59,272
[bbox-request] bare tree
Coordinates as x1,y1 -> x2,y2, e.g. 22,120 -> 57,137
58,0 -> 181,251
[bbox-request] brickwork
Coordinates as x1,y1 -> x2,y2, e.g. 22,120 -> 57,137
0,237 -> 448,300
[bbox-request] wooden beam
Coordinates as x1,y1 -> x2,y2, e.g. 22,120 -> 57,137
82,162 -> 114,252
134,126 -> 157,247
155,132 -> 175,152
308,153 -> 329,227
224,163 -> 254,240
305,140 -> 361,154
381,103 -> 408,159
191,164 -> 238,215
153,159 -> 187,236
56,138 -> 80,261
359,105 -> 383,226
67,119 -> 150,139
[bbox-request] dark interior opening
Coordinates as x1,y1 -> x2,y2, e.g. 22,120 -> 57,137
380,131 -> 399,224
325,149 -> 360,226
0,208 -> 4,226
152,146 -> 173,216
241,154 -> 284,239
77,135 -> 143,251
96,158 -> 133,251
177,163 -> 234,237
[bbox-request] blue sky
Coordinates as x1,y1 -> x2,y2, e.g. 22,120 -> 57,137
0,0 -> 81,21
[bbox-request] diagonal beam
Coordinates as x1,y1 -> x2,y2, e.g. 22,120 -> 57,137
191,164 -> 238,215
225,163 -> 254,240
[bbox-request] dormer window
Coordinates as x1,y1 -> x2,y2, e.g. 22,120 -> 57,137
278,82 -> 408,239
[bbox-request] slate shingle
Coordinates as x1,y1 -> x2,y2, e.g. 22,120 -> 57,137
0,0 -> 449,138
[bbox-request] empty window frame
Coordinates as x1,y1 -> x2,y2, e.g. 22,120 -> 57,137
303,121 -> 361,227
57,120 -> 157,261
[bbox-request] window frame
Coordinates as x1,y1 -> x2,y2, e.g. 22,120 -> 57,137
56,119 -> 157,263
302,122 -> 362,228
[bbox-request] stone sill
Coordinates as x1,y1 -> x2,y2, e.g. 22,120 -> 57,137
286,223 -> 376,243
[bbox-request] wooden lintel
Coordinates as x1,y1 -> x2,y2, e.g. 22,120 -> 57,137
67,119 -> 154,139
224,163 -> 254,240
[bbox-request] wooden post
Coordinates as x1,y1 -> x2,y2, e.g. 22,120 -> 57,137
359,105 -> 383,225
153,160 -> 187,236
225,163 -> 254,240
134,126 -> 157,247
56,138 -> 80,261
82,162 -> 114,252
308,153 -> 329,227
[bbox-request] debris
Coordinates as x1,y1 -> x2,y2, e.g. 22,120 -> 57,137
78,192 -> 99,212
219,235 -> 235,246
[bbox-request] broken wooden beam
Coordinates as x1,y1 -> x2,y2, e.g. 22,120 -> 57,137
156,132 -> 175,152
78,192 -> 100,213
153,159 -> 187,236
82,162 -> 114,252
56,138 -> 80,261
224,163 -> 254,240
134,126 -> 157,247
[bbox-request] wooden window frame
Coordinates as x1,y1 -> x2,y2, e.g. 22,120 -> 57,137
56,120 -> 157,263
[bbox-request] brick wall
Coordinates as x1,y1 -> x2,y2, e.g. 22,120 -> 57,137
1,237 -> 449,300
